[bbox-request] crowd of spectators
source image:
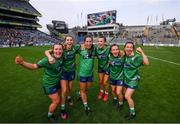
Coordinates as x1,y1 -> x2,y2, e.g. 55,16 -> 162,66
0,27 -> 63,47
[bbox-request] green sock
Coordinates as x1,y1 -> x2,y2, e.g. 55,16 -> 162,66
130,107 -> 135,115
113,97 -> 117,100
48,112 -> 53,117
61,104 -> 65,110
83,102 -> 88,109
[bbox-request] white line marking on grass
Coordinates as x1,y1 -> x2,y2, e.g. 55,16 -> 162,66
148,55 -> 180,66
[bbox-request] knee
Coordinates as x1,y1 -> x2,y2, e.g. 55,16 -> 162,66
103,80 -> 108,86
53,98 -> 60,105
116,91 -> 121,96
80,88 -> 86,93
61,87 -> 67,94
112,89 -> 116,94
125,94 -> 130,100
99,79 -> 103,84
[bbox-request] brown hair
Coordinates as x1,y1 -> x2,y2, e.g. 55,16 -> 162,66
110,44 -> 119,51
83,35 -> 94,56
84,35 -> 93,42
64,35 -> 74,42
124,41 -> 135,50
98,35 -> 106,42
51,43 -> 63,51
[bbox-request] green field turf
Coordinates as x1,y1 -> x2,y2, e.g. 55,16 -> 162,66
0,46 -> 180,123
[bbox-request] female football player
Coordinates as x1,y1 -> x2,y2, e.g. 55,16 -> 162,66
45,35 -> 80,118
78,35 -> 95,115
15,43 -> 64,122
95,36 -> 110,102
108,44 -> 124,111
123,41 -> 149,119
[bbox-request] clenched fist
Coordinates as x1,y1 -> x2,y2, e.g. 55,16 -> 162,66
15,55 -> 24,65
136,47 -> 143,54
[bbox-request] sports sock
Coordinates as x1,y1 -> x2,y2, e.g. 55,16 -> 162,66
105,91 -> 108,94
67,96 -> 71,99
119,101 -> 123,105
61,104 -> 65,110
83,102 -> 88,109
100,89 -> 104,93
130,107 -> 135,115
113,97 -> 117,100
48,112 -> 53,117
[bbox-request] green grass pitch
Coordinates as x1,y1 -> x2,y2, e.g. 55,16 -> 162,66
0,46 -> 180,123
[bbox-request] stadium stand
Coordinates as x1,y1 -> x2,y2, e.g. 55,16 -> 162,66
0,0 -> 62,47
0,27 -> 62,47
143,25 -> 179,44
109,24 -> 180,46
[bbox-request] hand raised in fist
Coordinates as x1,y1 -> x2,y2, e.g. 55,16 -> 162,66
136,47 -> 144,54
15,55 -> 24,65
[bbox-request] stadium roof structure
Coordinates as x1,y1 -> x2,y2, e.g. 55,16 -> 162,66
47,20 -> 68,36
0,0 -> 42,28
0,0 -> 41,17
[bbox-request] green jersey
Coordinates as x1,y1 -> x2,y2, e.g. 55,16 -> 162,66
37,56 -> 63,87
95,45 -> 110,70
78,46 -> 95,77
63,44 -> 80,72
108,54 -> 124,80
124,52 -> 143,87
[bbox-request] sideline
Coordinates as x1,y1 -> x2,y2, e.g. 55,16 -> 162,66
148,55 -> 180,66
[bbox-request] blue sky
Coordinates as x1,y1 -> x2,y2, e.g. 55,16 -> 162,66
30,0 -> 180,32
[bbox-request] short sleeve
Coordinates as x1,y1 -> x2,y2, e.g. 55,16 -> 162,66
37,57 -> 49,68
133,54 -> 143,67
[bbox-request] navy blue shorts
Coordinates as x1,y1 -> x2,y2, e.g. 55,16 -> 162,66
43,83 -> 60,95
124,83 -> 138,89
110,79 -> 124,86
79,76 -> 93,83
98,67 -> 109,75
61,71 -> 75,81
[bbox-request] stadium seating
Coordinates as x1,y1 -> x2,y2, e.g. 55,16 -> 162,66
0,27 -> 63,47
109,25 -> 179,45
0,0 -> 64,48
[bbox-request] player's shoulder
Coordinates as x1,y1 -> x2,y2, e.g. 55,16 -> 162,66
133,52 -> 142,62
40,56 -> 49,62
37,57 -> 49,67
73,43 -> 80,48
134,52 -> 141,58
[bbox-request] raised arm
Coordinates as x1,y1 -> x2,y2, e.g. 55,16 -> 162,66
44,49 -> 55,64
136,47 -> 149,65
15,55 -> 39,70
